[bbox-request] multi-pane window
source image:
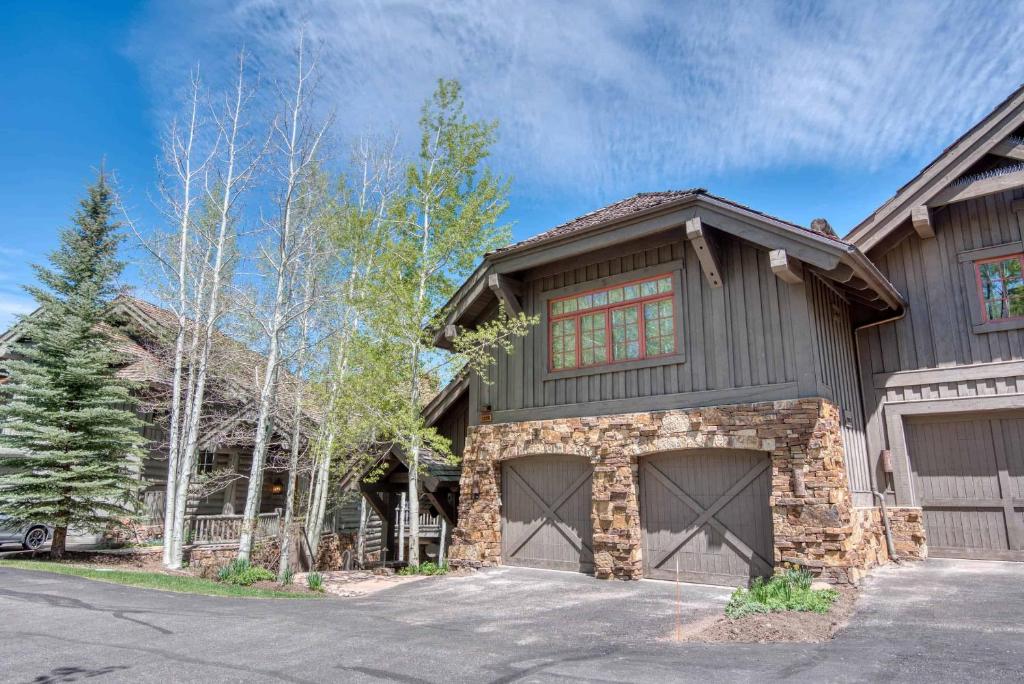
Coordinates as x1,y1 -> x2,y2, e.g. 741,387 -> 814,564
196,451 -> 216,474
548,274 -> 676,371
976,255 -> 1024,322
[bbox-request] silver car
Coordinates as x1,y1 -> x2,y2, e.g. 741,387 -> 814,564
0,514 -> 51,550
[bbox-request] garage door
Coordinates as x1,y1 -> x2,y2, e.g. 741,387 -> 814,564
501,455 -> 594,572
640,449 -> 774,586
906,413 -> 1024,561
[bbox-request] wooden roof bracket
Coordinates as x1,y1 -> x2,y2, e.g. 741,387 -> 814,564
684,217 -> 723,288
487,273 -> 524,316
769,249 -> 803,284
911,205 -> 935,239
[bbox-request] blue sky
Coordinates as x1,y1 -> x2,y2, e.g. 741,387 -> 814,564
3,1 -> 1024,328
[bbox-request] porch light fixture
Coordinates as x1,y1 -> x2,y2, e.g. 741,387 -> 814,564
270,479 -> 284,495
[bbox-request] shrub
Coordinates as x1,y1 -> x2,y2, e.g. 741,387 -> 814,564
306,571 -> 324,592
280,566 -> 295,586
217,558 -> 275,586
398,561 -> 449,576
725,569 -> 839,619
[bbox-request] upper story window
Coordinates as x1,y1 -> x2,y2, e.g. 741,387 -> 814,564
549,274 -> 676,371
976,254 -> 1024,322
196,451 -> 216,474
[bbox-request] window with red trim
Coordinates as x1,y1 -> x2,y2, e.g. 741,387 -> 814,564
548,274 -> 676,371
976,255 -> 1024,322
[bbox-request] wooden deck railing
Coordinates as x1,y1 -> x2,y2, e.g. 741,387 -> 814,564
393,508 -> 442,539
191,510 -> 282,544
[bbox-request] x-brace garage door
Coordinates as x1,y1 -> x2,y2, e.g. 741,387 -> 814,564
641,449 -> 774,586
501,455 -> 594,573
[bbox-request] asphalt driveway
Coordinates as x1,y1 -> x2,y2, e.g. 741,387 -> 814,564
0,559 -> 1021,683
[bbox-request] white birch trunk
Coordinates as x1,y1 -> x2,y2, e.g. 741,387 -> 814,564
237,36 -> 326,561
165,56 -> 255,569
160,75 -> 203,568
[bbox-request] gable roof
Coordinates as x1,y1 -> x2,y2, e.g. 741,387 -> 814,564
1,294 -> 320,441
492,189 -> 843,258
436,189 -> 903,346
847,83 -> 1024,252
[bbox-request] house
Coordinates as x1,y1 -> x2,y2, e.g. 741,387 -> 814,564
0,294 -> 312,544
847,84 -> 1024,563
416,86 -> 1024,586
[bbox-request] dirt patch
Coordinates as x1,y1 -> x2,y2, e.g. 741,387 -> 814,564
680,586 -> 858,643
299,569 -> 429,598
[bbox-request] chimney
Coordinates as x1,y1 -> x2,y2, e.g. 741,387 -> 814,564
810,218 -> 836,237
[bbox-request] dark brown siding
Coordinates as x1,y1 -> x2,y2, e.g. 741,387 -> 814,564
858,188 -> 1024,507
808,275 -> 870,497
472,235 -> 807,424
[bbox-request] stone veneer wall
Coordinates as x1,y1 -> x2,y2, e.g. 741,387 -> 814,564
449,398 -> 896,584
851,506 -> 928,568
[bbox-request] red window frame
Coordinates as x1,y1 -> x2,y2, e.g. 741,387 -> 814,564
975,254 -> 1024,323
547,273 -> 678,372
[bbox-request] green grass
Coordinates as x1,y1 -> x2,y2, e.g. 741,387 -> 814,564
0,560 -> 321,599
725,569 -> 839,619
398,561 -> 449,576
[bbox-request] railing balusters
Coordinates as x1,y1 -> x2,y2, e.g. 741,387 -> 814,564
188,511 -> 282,544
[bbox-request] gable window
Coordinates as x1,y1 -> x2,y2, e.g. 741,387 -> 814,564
549,274 -> 676,371
976,255 -> 1024,322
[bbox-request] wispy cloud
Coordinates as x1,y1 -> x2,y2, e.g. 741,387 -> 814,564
0,292 -> 36,330
125,0 -> 1024,201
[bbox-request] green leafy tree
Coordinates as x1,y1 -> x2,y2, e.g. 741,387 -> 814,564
378,79 -> 536,564
0,172 -> 146,558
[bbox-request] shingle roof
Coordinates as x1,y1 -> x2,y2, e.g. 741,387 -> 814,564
490,189 -> 848,257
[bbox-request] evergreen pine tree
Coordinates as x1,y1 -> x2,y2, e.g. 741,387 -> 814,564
0,171 -> 145,558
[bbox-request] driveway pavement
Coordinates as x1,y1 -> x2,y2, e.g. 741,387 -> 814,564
0,559 -> 1021,682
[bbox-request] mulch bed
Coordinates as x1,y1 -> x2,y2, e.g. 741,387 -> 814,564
680,586 -> 858,643
7,549 -> 169,573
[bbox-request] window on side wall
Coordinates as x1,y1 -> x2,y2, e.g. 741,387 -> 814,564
548,274 -> 677,372
958,244 -> 1024,334
976,254 -> 1024,322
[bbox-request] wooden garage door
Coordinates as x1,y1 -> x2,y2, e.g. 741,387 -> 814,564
906,413 -> 1024,561
640,450 -> 774,586
501,455 -> 594,573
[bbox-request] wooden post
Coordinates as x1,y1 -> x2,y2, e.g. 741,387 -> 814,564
438,518 -> 447,564
356,496 -> 367,567
397,492 -> 407,563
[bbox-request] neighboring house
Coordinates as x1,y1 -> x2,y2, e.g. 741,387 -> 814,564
334,375 -> 468,565
419,88 -> 1024,586
0,294 -> 312,543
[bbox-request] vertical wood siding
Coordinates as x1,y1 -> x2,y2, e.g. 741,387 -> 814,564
474,236 -> 801,421
808,275 -> 870,495
862,189 -> 1024,375
858,189 -> 1024,505
433,394 -> 468,458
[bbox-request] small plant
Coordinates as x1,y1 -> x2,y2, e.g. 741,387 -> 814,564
280,566 -> 295,586
306,571 -> 324,592
725,569 -> 838,619
216,558 -> 275,586
398,561 -> 449,576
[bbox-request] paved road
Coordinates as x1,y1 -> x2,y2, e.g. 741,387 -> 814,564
0,559 -> 1021,683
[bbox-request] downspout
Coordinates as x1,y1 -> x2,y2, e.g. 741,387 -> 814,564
853,307 -> 906,563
